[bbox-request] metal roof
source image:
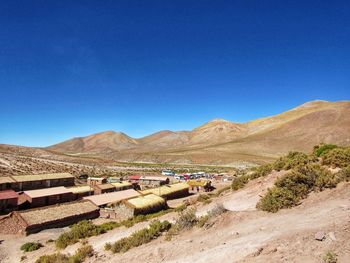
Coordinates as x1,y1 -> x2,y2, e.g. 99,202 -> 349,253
11,173 -> 74,182
0,189 -> 18,200
24,186 -> 72,198
83,189 -> 140,206
0,176 -> 16,184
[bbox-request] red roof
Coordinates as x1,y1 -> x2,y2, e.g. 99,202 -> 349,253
129,175 -> 141,180
0,189 -> 18,200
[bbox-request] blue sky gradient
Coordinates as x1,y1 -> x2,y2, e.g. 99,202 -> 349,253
0,1 -> 349,146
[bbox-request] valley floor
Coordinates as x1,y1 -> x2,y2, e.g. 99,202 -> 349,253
1,173 -> 349,263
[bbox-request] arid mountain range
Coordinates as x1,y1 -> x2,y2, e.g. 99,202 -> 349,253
45,100 -> 350,165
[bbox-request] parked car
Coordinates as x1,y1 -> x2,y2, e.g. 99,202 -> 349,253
162,170 -> 175,176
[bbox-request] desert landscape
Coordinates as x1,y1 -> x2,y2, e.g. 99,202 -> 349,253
1,1 -> 350,262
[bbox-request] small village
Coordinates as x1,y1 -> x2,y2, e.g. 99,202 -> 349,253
0,170 -> 232,235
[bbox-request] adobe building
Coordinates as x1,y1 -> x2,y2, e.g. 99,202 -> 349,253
22,186 -> 74,208
84,189 -> 140,207
11,173 -> 75,191
0,177 -> 16,191
87,177 -> 107,186
0,189 -> 18,214
102,193 -> 167,220
66,185 -> 94,199
0,200 -> 99,235
138,176 -> 170,190
93,183 -> 116,195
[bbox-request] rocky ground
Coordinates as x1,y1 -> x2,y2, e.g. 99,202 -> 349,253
1,172 -> 349,263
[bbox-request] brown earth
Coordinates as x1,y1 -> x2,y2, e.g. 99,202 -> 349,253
1,172 -> 349,263
46,100 -> 350,165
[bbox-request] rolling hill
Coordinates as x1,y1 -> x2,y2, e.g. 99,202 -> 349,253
45,100 -> 350,165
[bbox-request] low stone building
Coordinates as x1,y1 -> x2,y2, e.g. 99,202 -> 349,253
87,177 -> 107,186
22,186 -> 74,208
0,200 -> 99,235
102,194 -> 167,220
93,183 -> 116,195
111,181 -> 133,191
11,173 -> 75,191
84,189 -> 140,207
141,182 -> 190,200
0,189 -> 18,214
138,176 -> 170,189
66,185 -> 94,199
0,177 -> 16,191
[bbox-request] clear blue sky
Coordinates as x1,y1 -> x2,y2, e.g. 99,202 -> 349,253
0,1 -> 349,147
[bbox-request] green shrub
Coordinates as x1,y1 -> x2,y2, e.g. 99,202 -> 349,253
104,242 -> 112,251
197,215 -> 209,228
197,194 -> 211,204
339,165 -> 350,182
35,253 -> 69,263
110,220 -> 171,253
20,242 -> 43,252
322,147 -> 350,168
277,151 -> 312,170
257,164 -> 342,212
313,144 -> 338,157
231,175 -> 250,190
36,244 -> 93,263
323,250 -> 338,263
68,244 -> 94,263
251,164 -> 273,178
56,220 -> 120,249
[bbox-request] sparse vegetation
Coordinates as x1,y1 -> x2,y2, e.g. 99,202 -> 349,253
198,204 -> 227,228
20,242 -> 43,252
323,250 -> 338,263
109,220 -> 171,253
321,147 -> 350,168
197,194 -> 212,204
257,163 -> 343,212
36,244 -> 94,263
313,144 -> 338,157
231,175 -> 250,190
56,220 -> 119,249
166,208 -> 197,240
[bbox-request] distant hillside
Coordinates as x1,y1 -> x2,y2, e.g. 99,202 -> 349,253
39,100 -> 350,164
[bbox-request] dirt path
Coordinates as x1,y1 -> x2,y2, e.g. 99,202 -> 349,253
98,182 -> 350,263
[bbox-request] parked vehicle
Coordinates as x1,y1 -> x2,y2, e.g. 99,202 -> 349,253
162,170 -> 175,176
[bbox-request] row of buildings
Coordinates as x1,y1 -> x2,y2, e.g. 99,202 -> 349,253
0,173 -> 174,214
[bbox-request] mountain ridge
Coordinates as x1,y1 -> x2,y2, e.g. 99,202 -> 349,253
44,100 -> 350,164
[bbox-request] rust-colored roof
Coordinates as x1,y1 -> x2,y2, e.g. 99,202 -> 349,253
83,189 -> 140,206
0,176 -> 16,184
24,186 -> 72,198
0,189 -> 18,200
129,175 -> 141,180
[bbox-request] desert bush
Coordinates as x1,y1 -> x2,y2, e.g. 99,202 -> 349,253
321,147 -> 350,168
197,215 -> 210,228
36,244 -> 93,263
175,208 -> 197,230
313,144 -> 338,157
251,164 -> 273,178
197,194 -> 211,204
20,242 -> 43,252
208,203 -> 227,217
56,220 -> 119,249
35,253 -> 69,263
339,165 -> 350,182
323,250 -> 338,263
110,220 -> 171,253
276,151 -> 312,170
104,242 -> 112,251
257,164 -> 341,212
69,244 -> 94,263
231,175 -> 250,190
